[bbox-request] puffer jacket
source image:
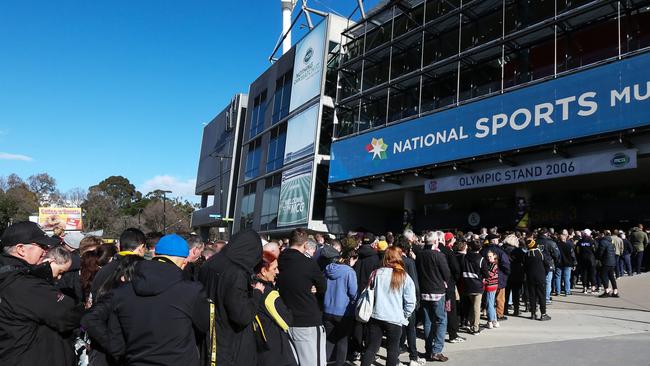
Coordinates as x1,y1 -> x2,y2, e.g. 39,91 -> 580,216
597,237 -> 617,267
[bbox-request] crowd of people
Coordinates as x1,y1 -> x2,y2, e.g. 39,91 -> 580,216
0,220 -> 647,366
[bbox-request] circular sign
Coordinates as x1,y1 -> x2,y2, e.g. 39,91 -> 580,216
468,212 -> 481,227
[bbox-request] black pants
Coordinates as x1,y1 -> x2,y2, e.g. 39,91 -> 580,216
323,315 -> 354,366
446,296 -> 459,340
580,260 -> 596,289
399,311 -> 418,361
600,265 -> 618,290
527,281 -> 546,315
634,251 -> 645,273
351,320 -> 367,355
361,319 -> 402,366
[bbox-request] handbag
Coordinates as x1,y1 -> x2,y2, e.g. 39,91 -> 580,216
355,270 -> 377,323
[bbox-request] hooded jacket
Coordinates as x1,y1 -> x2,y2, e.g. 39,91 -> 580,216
323,262 -> 357,317
104,257 -> 209,366
353,244 -> 380,292
199,229 -> 263,366
277,248 -> 327,327
0,254 -> 82,366
524,248 -> 551,283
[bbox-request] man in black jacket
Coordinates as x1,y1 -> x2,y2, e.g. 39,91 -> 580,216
277,228 -> 328,366
414,231 -> 451,362
524,239 -> 552,321
597,234 -> 619,298
557,232 -> 577,296
93,234 -> 209,366
0,221 -> 82,366
199,229 -> 265,366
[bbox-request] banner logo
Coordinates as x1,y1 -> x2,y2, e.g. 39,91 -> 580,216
611,153 -> 630,167
304,47 -> 314,63
366,138 -> 388,160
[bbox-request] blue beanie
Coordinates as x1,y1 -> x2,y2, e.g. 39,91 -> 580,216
155,234 -> 189,258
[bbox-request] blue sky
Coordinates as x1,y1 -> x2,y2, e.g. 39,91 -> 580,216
0,0 -> 377,201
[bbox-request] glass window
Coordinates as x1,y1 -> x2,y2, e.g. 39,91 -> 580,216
391,34 -> 423,79
362,48 -> 390,90
394,4 -> 424,38
425,0 -> 460,24
557,7 -> 619,73
621,4 -> 650,54
365,21 -> 392,52
335,102 -> 358,138
343,36 -> 365,63
505,0 -> 555,34
388,76 -> 421,123
244,139 -> 262,181
266,124 -> 287,172
359,92 -> 387,131
423,27 -> 459,67
340,61 -> 362,99
250,91 -> 267,138
461,2 -> 503,51
557,0 -> 596,15
503,28 -> 555,88
319,106 -> 335,155
260,174 -> 281,231
240,183 -> 256,230
272,73 -> 292,124
459,47 -> 503,102
421,63 -> 457,112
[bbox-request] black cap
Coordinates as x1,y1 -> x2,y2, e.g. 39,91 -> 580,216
362,232 -> 376,245
1,221 -> 61,248
486,233 -> 500,241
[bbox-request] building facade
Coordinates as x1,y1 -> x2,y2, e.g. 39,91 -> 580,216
327,0 -> 650,233
231,14 -> 350,235
191,94 -> 247,240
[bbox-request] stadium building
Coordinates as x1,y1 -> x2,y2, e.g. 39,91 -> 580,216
326,0 -> 650,233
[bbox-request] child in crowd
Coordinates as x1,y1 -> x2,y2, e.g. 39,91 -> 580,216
484,250 -> 499,329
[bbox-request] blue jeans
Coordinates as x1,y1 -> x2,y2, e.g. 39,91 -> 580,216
545,271 -> 553,301
555,266 -> 572,294
619,254 -> 632,275
422,297 -> 447,355
485,291 -> 496,321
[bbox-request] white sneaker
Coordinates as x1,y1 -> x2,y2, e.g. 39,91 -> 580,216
487,321 -> 493,329
493,321 -> 500,328
408,359 -> 426,366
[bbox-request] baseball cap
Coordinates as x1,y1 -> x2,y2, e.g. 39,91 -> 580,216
154,234 -> 189,258
1,221 -> 61,248
63,231 -> 85,249
444,232 -> 454,242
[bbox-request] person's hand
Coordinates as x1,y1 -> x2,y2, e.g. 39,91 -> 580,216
310,285 -> 317,294
252,282 -> 265,293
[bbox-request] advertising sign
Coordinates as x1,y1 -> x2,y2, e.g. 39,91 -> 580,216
277,162 -> 313,227
284,104 -> 318,164
38,207 -> 83,231
424,149 -> 637,194
289,20 -> 327,112
330,52 -> 650,183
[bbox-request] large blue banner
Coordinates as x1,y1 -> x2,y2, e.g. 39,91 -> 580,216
329,52 -> 650,183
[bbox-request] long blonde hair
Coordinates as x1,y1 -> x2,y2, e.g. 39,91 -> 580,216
382,246 -> 406,291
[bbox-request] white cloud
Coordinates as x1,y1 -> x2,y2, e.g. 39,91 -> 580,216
0,152 -> 33,161
140,175 -> 197,201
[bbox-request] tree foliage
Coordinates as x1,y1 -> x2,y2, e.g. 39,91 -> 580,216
1,173 -> 193,237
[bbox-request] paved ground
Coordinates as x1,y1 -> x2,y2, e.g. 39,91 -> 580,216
365,272 -> 650,365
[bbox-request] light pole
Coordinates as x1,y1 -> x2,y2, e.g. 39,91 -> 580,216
161,190 -> 172,233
